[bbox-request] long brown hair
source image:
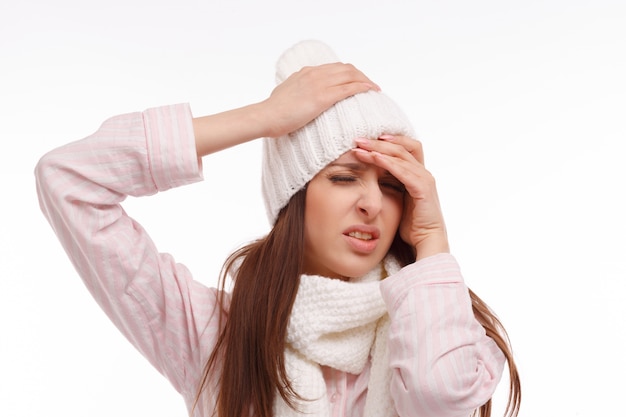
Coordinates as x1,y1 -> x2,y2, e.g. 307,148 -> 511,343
193,189 -> 521,417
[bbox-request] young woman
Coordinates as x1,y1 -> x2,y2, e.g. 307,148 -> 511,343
36,40 -> 521,417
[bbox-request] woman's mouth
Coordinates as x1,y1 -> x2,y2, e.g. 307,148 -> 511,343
343,226 -> 380,253
348,231 -> 373,240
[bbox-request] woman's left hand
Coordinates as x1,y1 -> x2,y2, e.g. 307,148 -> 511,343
352,135 -> 450,260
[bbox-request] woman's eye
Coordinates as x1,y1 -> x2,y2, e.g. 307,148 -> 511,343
329,175 -> 357,183
381,181 -> 405,193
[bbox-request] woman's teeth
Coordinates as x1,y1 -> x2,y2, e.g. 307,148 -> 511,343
348,231 -> 373,240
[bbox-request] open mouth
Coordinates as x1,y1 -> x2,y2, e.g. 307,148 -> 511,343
348,231 -> 373,240
343,227 -> 380,254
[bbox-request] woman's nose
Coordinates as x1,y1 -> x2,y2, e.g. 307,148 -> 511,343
357,181 -> 383,218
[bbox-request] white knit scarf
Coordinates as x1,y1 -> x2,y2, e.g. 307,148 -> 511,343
272,257 -> 401,417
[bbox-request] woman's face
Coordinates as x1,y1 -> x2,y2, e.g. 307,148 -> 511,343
303,150 -> 404,280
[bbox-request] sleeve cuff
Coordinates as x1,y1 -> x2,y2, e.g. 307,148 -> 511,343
381,253 -> 464,311
143,103 -> 203,191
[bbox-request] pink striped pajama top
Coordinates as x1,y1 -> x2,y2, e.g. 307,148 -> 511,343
35,103 -> 505,417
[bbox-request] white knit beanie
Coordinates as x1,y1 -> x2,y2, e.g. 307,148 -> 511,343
261,40 -> 416,224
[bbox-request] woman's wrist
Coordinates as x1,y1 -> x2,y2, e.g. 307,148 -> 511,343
414,233 -> 450,261
193,101 -> 272,157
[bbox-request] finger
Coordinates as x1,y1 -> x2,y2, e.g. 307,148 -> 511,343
351,147 -> 429,197
301,63 -> 381,96
297,64 -> 380,108
316,62 -> 381,91
354,136 -> 424,166
326,81 -> 379,102
379,135 -> 424,165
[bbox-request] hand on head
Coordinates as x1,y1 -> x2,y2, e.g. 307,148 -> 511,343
262,63 -> 380,138
352,135 -> 450,260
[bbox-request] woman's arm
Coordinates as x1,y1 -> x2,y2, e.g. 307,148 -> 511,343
35,104 -> 220,396
35,63 -> 378,397
193,62 -> 379,156
381,254 -> 505,417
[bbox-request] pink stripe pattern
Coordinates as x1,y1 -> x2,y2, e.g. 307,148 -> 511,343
35,104 -> 505,416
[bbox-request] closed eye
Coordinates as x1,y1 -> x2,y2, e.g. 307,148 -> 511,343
380,180 -> 405,193
329,175 -> 358,183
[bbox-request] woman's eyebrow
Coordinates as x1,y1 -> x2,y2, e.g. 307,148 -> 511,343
326,162 -> 395,178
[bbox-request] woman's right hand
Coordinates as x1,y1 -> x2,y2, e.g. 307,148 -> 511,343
193,63 -> 378,157
261,62 -> 380,138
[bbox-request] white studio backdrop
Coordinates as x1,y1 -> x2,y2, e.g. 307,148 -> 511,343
1,0 -> 624,416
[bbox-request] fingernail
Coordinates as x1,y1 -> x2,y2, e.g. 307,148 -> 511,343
379,134 -> 395,141
354,137 -> 369,146
352,147 -> 369,155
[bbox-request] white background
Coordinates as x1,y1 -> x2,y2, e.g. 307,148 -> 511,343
1,0 -> 625,416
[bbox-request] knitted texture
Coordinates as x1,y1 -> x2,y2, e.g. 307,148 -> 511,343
261,40 -> 416,224
273,256 -> 401,417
